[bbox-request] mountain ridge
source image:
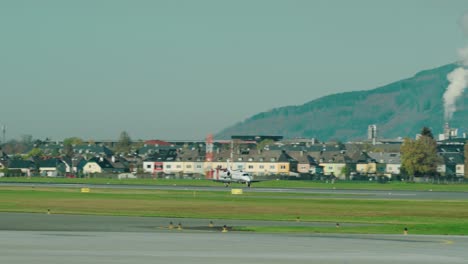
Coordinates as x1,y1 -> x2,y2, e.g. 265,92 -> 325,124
216,63 -> 464,141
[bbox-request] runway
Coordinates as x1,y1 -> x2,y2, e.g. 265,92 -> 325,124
0,230 -> 466,263
0,212 -> 467,263
2,182 -> 468,200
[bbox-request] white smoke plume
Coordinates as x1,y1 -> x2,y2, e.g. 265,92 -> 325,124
443,12 -> 468,121
443,68 -> 468,120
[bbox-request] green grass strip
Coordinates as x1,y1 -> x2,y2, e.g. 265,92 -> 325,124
0,186 -> 467,235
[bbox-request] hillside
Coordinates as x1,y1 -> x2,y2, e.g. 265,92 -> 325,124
216,63 -> 467,141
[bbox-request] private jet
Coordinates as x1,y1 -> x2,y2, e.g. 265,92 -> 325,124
212,166 -> 256,187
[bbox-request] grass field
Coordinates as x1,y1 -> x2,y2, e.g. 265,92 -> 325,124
1,177 -> 468,192
0,185 -> 467,235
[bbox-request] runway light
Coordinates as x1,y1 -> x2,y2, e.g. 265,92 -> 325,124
177,223 -> 182,230
222,225 -> 228,232
209,221 -> 214,228
168,222 -> 173,229
404,227 -> 408,235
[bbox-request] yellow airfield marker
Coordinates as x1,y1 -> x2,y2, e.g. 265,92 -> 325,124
441,240 -> 454,245
231,189 -> 243,195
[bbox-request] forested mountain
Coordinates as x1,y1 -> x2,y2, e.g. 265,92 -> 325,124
216,63 -> 468,141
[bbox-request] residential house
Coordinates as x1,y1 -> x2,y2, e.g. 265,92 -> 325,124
110,156 -> 130,173
162,155 -> 184,175
37,158 -> 67,177
368,152 -> 401,177
137,145 -> 176,159
229,146 -> 254,171
74,144 -> 114,157
123,154 -> 143,173
0,149 -> 9,170
82,157 -> 128,174
247,150 -> 297,176
301,143 -> 346,153
286,151 -> 309,174
177,148 -> 206,177
287,150 -> 322,175
8,159 -> 36,176
205,149 -> 292,177
241,150 -> 282,176
76,158 -> 88,175
437,144 -> 465,178
348,152 -> 378,175
437,152 -> 464,178
61,157 -> 75,174
61,157 -> 72,173
212,149 -> 297,177
307,155 -> 323,175
317,152 -> 349,179
277,150 -> 298,175
142,148 -> 178,175
0,160 -> 6,170
38,143 -> 63,156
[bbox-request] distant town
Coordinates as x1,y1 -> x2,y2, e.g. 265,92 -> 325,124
0,124 -> 466,181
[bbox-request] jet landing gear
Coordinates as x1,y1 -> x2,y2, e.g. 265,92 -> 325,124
247,182 -> 251,188
224,182 -> 231,188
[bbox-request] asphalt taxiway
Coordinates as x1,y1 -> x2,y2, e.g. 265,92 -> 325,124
0,212 -> 467,264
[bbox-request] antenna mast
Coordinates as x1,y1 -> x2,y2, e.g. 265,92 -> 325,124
1,124 -> 5,145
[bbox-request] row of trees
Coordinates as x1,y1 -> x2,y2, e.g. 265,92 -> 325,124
1,131 -> 134,158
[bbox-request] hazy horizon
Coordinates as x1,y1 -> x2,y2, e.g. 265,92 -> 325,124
1,0 -> 467,141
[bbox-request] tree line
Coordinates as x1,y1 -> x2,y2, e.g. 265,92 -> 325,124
0,131 -> 134,159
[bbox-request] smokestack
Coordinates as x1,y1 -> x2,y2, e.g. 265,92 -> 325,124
444,122 -> 450,140
443,12 -> 468,122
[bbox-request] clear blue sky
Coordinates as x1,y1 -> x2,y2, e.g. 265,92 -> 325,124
1,0 -> 467,141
